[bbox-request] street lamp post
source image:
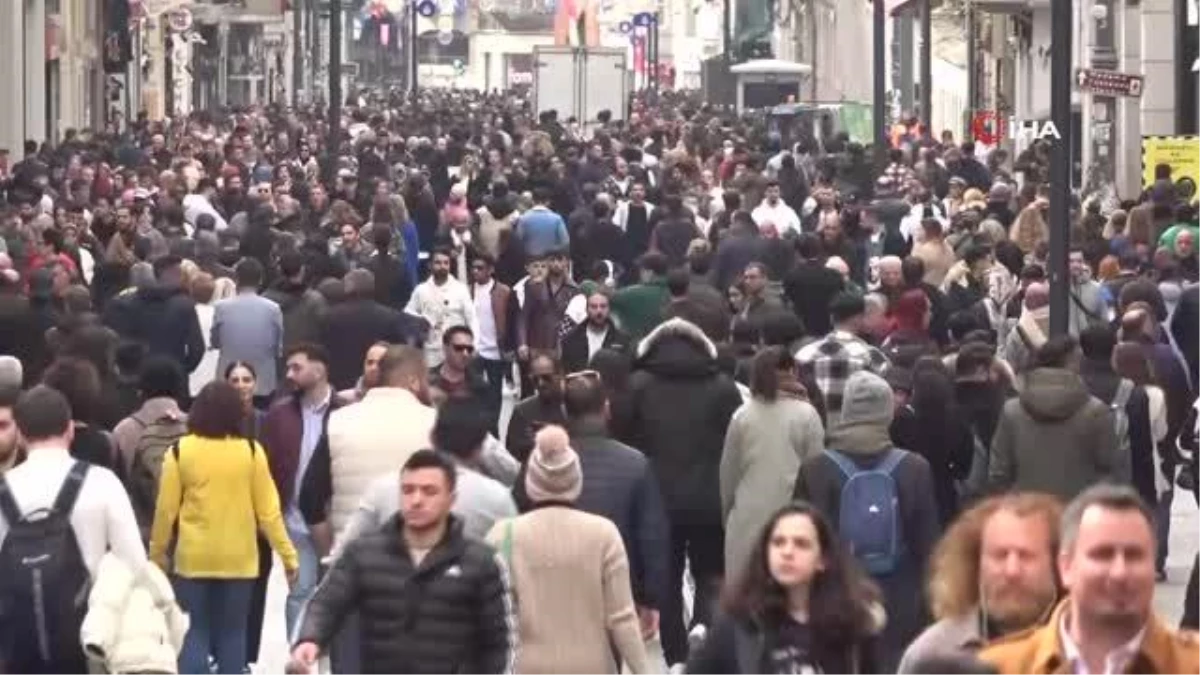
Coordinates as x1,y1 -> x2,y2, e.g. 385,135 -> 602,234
326,0 -> 342,186
408,0 -> 437,95
293,0 -> 303,105
650,11 -> 660,97
965,1 -> 977,137
873,0 -> 887,168
722,0 -> 732,62
919,0 -> 932,136
1048,0 -> 1073,337
410,1 -> 419,94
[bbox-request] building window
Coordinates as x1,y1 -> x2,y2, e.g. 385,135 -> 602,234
416,30 -> 469,65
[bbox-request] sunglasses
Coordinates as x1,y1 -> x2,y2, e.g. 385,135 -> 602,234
451,343 -> 475,354
565,369 -> 602,383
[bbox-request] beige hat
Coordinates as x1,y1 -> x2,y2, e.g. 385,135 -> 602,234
524,426 -> 582,503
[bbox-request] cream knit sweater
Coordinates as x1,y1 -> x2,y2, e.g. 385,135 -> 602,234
487,506 -> 651,674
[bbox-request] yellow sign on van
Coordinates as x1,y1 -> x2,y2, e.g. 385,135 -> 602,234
1142,135 -> 1200,201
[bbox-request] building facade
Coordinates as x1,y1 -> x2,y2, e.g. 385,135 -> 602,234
975,0 -> 1193,199
0,0 -> 105,154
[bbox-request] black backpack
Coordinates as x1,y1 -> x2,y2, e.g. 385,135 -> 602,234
0,462 -> 91,674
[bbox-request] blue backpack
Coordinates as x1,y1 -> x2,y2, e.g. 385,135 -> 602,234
826,448 -> 905,576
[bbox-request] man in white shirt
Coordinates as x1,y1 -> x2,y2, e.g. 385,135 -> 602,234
0,386 -> 146,672
751,180 -> 802,236
405,248 -> 478,368
469,254 -> 519,432
899,184 -> 949,244
0,386 -> 145,575
182,178 -> 229,233
613,182 -> 657,232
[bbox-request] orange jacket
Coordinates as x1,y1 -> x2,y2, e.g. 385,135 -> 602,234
979,598 -> 1199,674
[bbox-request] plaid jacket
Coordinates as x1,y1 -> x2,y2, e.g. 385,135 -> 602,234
795,330 -> 890,425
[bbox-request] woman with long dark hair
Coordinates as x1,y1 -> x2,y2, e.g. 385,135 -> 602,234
687,502 -> 882,673
225,361 -> 265,436
889,357 -> 975,525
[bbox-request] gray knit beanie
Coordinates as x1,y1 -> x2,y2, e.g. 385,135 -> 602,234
838,370 -> 895,428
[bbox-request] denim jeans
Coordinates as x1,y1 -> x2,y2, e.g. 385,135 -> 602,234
285,527 -> 321,641
173,577 -> 254,675
246,536 -> 272,665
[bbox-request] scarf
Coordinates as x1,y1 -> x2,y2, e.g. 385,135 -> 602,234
1017,305 -> 1051,347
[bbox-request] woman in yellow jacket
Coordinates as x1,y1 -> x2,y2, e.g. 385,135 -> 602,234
149,381 -> 299,675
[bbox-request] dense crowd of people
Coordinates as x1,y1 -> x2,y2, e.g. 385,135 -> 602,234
0,87 -> 1196,674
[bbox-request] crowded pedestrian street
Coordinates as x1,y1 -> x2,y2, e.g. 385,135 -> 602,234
249,425 -> 1200,673
0,0 -> 1198,673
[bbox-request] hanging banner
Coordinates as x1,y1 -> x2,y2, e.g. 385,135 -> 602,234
555,0 -> 600,45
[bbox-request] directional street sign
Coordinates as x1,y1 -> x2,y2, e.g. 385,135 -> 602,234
1076,68 -> 1144,98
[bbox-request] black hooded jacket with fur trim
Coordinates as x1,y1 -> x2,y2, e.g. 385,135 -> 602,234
628,318 -> 744,525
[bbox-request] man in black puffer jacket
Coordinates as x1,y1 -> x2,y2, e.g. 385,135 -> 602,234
291,450 -> 515,674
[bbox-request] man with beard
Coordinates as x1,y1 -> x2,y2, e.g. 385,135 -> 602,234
981,484 -> 1199,674
504,352 -> 567,463
560,290 -> 629,374
899,492 -> 1063,672
519,250 -> 580,359
0,387 -> 21,473
405,248 -> 477,369
336,341 -> 389,405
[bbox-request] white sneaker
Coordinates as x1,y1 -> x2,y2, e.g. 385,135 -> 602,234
688,623 -> 708,649
668,663 -> 687,674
